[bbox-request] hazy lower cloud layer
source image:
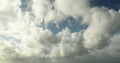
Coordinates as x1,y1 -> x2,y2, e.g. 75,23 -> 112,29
0,0 -> 120,63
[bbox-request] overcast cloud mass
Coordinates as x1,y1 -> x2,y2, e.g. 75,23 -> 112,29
0,0 -> 120,63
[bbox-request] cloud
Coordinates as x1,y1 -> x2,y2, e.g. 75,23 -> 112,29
83,7 -> 120,49
49,28 -> 87,58
54,0 -> 90,16
54,0 -> 91,24
0,0 -> 120,63
32,0 -> 66,25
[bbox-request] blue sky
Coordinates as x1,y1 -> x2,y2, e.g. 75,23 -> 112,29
91,0 -> 120,11
47,16 -> 88,35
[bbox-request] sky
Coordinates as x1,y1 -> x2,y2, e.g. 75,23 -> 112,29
0,0 -> 120,63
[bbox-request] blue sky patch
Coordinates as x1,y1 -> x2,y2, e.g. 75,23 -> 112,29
91,0 -> 120,11
47,17 -> 88,35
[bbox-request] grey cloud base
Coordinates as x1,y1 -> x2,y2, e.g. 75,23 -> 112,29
0,0 -> 120,63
